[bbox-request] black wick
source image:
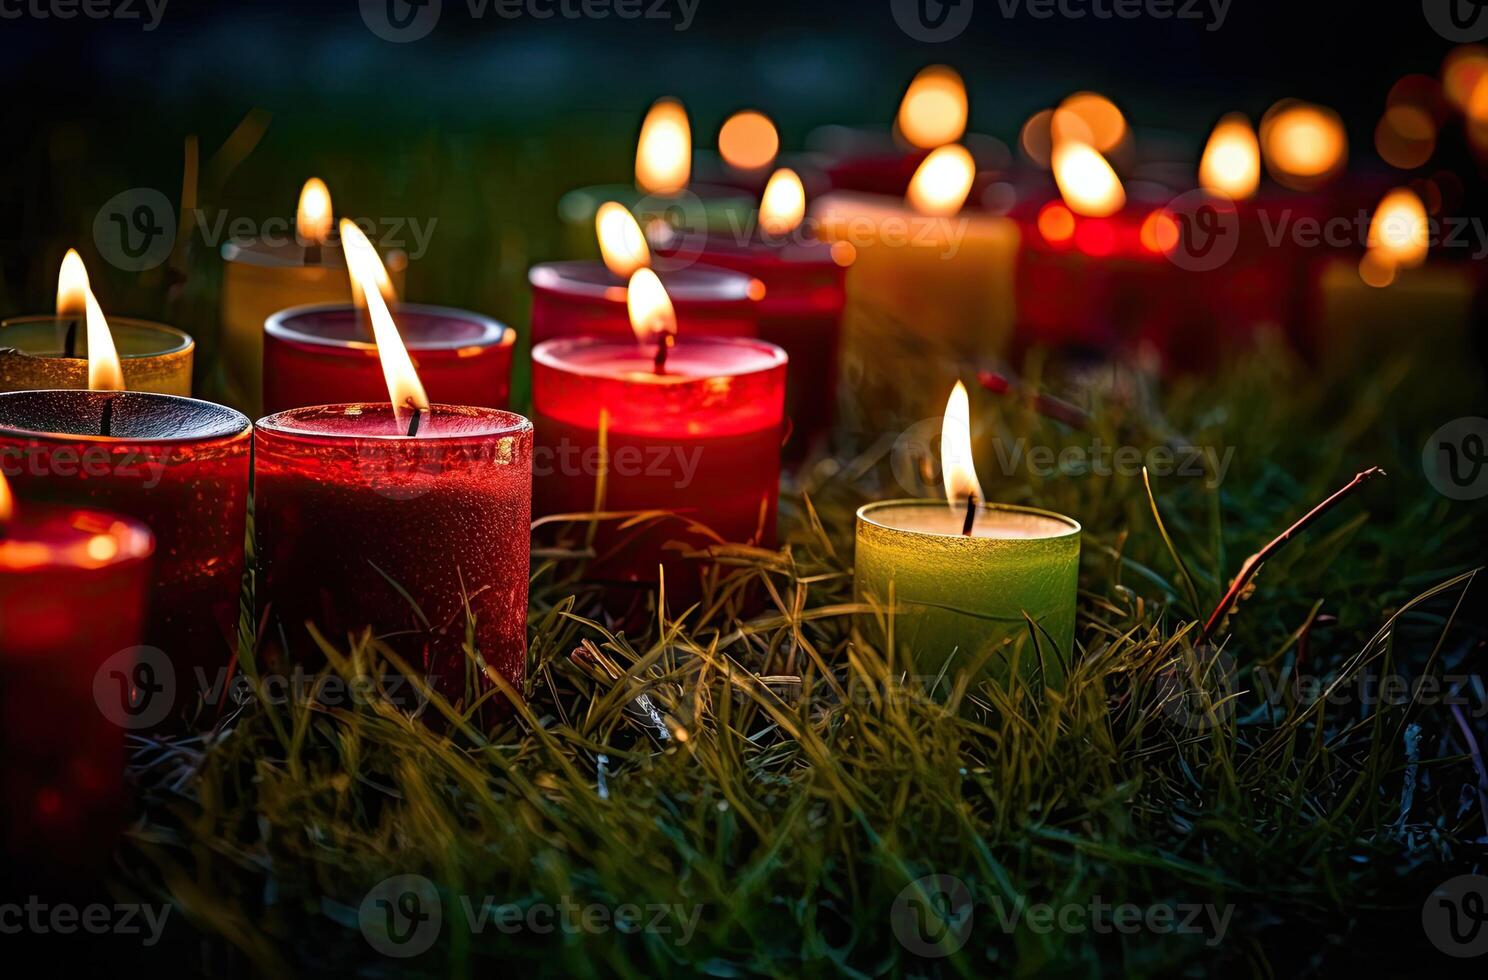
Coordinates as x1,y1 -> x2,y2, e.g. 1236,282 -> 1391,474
62,318 -> 79,358
100,396 -> 115,437
961,494 -> 977,536
406,406 -> 423,438
653,335 -> 673,375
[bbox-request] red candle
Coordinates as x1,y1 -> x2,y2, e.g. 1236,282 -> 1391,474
0,389 -> 251,720
264,303 -> 515,415
693,169 -> 850,463
531,270 -> 786,606
1,474 -> 153,874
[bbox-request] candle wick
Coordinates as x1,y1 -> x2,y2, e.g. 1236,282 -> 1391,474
406,406 -> 423,438
653,335 -> 672,375
961,495 -> 977,536
304,242 -> 322,266
100,396 -> 115,438
62,318 -> 78,358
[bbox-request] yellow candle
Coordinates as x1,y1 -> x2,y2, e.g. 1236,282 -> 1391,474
0,316 -> 192,395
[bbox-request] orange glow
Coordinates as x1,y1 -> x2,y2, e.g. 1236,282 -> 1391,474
718,110 -> 779,170
56,248 -> 90,319
941,380 -> 982,508
1140,209 -> 1180,253
758,168 -> 807,237
1260,101 -> 1347,190
0,471 -> 12,525
85,533 -> 119,563
340,220 -> 429,425
1358,250 -> 1398,288
1020,108 -> 1056,168
1052,142 -> 1125,218
1366,188 -> 1430,270
1375,105 -> 1438,170
83,287 -> 123,392
829,240 -> 857,266
1037,202 -> 1076,244
1198,114 -> 1261,200
897,66 -> 969,150
905,144 -> 975,217
1444,46 -> 1488,111
1051,92 -> 1127,153
626,268 -> 677,347
296,178 -> 333,246
341,226 -> 400,311
635,98 -> 691,195
596,202 -> 651,278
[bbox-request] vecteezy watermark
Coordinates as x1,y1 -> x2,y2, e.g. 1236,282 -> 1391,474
0,0 -> 168,30
0,897 -> 172,946
1,444 -> 169,491
891,0 -> 977,42
1423,0 -> 1488,43
1161,190 -> 1242,272
891,875 -> 975,957
360,0 -> 698,43
1422,874 -> 1488,958
1424,417 -> 1488,501
987,895 -> 1234,946
893,0 -> 1231,41
1257,209 -> 1488,259
533,441 -> 704,489
357,875 -> 704,957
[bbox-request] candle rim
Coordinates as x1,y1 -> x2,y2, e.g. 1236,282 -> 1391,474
221,238 -> 410,273
529,260 -> 758,305
266,303 -> 515,353
857,499 -> 1081,541
532,335 -> 787,383
0,390 -> 250,445
1,315 -> 194,359
557,181 -> 756,223
255,402 -> 532,443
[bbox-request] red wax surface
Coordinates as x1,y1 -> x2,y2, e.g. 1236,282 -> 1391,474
529,261 -> 760,346
0,390 -> 250,722
531,337 -> 786,602
1,504 -> 152,873
254,404 -> 532,710
263,303 -> 516,415
690,236 -> 848,462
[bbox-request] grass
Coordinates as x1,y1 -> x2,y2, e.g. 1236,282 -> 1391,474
117,329 -> 1488,977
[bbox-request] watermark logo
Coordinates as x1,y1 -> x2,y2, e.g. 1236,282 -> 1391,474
92,645 -> 176,730
92,188 -> 174,272
891,0 -> 975,42
1163,190 -> 1240,272
360,875 -> 443,958
0,898 -> 172,945
1422,874 -> 1488,958
1424,417 -> 1488,501
361,0 -> 442,42
1157,646 -> 1236,731
891,874 -> 974,957
0,0 -> 169,30
1423,0 -> 1488,42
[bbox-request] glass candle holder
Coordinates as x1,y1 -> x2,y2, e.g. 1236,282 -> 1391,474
219,239 -> 407,418
253,404 -> 533,712
531,336 -> 786,606
855,501 -> 1081,687
1,502 -> 153,876
0,315 -> 193,395
0,390 -> 251,724
529,260 -> 760,346
556,184 -> 755,261
263,303 -> 516,415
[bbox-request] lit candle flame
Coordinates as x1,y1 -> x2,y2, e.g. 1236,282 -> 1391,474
1199,113 -> 1261,200
1052,142 -> 1126,217
1363,188 -> 1430,286
57,248 -> 90,318
897,65 -> 968,150
627,268 -> 677,348
718,110 -> 779,171
596,202 -> 651,278
340,220 -> 429,425
636,98 -> 691,196
1260,101 -> 1347,190
0,470 -> 13,525
84,287 -> 124,392
1051,92 -> 1127,153
941,380 -> 983,510
906,144 -> 975,217
758,168 -> 806,237
341,224 -> 400,311
297,178 -> 333,246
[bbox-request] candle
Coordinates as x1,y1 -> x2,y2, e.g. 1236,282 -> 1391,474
813,65 -> 968,196
263,222 -> 515,414
814,145 -> 1020,428
220,178 -> 407,417
254,233 -> 532,710
531,201 -> 760,345
557,98 -> 753,261
854,382 -> 1081,686
0,250 -> 193,395
531,270 -> 786,608
0,474 -> 154,875
695,169 -> 851,463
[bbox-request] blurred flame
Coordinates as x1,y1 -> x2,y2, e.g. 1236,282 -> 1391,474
596,202 -> 651,278
1199,114 -> 1261,200
718,110 -> 779,170
341,225 -> 400,311
1366,188 -> 1430,274
340,220 -> 429,420
1444,46 -> 1488,111
0,471 -> 12,525
1052,142 -> 1125,217
1051,92 -> 1127,153
84,287 -> 124,392
1375,104 -> 1438,170
57,249 -> 90,319
1260,101 -> 1347,189
627,268 -> 677,347
1037,202 -> 1076,243
897,66 -> 968,150
86,534 -> 118,563
1019,108 -> 1056,168
297,178 -> 333,246
1140,209 -> 1180,254
758,168 -> 806,236
906,144 -> 975,217
941,381 -> 982,509
636,98 -> 691,195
